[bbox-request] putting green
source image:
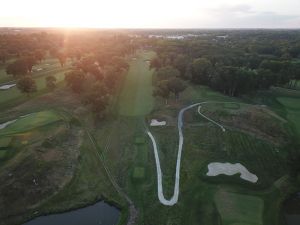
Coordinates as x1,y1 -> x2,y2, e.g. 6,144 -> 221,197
0,111 -> 61,136
118,51 -> 155,116
214,190 -> 264,225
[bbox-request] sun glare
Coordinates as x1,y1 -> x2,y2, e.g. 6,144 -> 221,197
34,0 -> 134,28
1,0 -> 199,28
1,0 -> 160,28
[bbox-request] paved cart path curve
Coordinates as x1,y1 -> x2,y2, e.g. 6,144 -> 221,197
147,102 -> 227,206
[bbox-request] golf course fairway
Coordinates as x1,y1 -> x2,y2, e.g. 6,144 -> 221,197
118,51 -> 155,116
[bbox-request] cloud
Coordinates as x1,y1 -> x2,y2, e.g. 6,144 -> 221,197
204,4 -> 300,28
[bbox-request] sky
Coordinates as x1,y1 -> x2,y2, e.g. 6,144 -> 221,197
0,0 -> 299,28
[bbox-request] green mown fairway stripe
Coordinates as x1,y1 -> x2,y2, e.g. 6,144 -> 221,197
277,97 -> 300,136
215,190 -> 264,225
118,51 -> 155,116
0,111 -> 61,136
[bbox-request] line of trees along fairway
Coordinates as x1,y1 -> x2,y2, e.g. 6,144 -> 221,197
64,44 -> 132,119
147,31 -> 300,97
65,58 -> 129,118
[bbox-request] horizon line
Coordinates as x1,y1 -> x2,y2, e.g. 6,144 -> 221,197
0,26 -> 300,30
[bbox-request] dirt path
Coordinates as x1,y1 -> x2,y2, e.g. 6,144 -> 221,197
147,102 -> 228,206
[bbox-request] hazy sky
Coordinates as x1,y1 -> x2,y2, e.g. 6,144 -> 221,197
0,0 -> 299,28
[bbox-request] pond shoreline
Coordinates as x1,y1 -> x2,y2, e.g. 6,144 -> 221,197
20,196 -> 125,225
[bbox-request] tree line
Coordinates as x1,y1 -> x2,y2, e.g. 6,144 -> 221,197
148,31 -> 300,98
1,31 -> 135,102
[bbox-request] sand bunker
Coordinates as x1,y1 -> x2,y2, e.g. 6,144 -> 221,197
0,120 -> 17,130
150,119 -> 166,126
0,84 -> 16,90
206,162 -> 258,183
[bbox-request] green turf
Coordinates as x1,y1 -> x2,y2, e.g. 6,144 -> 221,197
0,69 -> 69,105
277,97 -> 300,136
118,51 -> 155,116
0,136 -> 12,148
0,149 -> 7,158
133,167 -> 145,179
135,136 -> 146,145
0,111 -> 61,136
214,190 -> 264,225
180,84 -> 234,105
277,97 -> 300,110
223,102 -> 241,109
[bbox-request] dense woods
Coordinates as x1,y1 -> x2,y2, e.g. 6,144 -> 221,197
146,30 -> 300,97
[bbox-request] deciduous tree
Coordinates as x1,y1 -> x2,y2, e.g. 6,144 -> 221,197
17,76 -> 37,96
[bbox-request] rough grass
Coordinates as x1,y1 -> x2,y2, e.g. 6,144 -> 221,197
118,51 -> 155,116
215,190 -> 264,225
40,132 -> 123,214
0,150 -> 6,159
0,136 -> 12,148
133,167 -> 145,179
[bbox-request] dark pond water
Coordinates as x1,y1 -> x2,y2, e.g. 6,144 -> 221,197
284,193 -> 300,225
23,201 -> 120,225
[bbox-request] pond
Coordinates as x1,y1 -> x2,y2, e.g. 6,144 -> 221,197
284,193 -> 300,225
23,201 -> 120,225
